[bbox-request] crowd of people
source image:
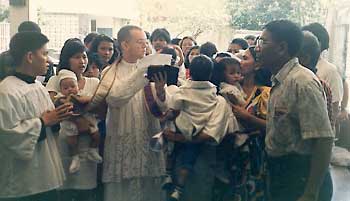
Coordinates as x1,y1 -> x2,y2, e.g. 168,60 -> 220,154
0,19 -> 348,201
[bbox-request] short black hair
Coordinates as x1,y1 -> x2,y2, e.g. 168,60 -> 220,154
58,40 -> 86,71
150,28 -> 171,43
189,55 -> 213,81
9,31 -> 49,66
244,35 -> 256,41
0,51 -> 14,79
17,21 -> 41,33
90,34 -> 118,64
160,47 -> 177,65
200,42 -> 218,58
302,22 -> 329,52
211,57 -> 241,87
231,38 -> 249,50
299,31 -> 321,72
87,52 -> 104,70
144,31 -> 151,40
264,20 -> 303,57
184,45 -> 200,68
171,38 -> 182,45
84,32 -> 99,45
179,36 -> 197,48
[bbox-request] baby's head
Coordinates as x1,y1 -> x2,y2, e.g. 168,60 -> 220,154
211,57 -> 242,86
189,55 -> 213,81
58,69 -> 79,96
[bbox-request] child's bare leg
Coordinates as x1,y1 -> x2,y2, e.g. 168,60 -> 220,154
67,135 -> 79,156
87,130 -> 103,163
67,135 -> 80,173
89,131 -> 100,148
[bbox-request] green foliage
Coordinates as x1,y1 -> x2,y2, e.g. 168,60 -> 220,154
0,6 -> 9,22
227,0 -> 326,30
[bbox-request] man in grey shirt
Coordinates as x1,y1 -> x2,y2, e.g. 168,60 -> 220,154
255,20 -> 334,201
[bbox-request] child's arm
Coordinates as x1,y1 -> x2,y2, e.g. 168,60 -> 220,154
70,95 -> 92,104
162,109 -> 180,121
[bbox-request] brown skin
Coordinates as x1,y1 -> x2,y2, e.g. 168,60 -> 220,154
233,49 -> 266,129
256,29 -> 333,201
15,44 -> 74,126
121,29 -> 166,99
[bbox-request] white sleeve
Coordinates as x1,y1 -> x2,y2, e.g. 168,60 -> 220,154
0,93 -> 41,160
177,64 -> 187,86
106,67 -> 149,108
328,71 -> 343,103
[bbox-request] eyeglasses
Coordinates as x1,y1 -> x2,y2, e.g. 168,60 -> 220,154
256,38 -> 271,47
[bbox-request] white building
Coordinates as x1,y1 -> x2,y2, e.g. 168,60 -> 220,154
326,0 -> 350,78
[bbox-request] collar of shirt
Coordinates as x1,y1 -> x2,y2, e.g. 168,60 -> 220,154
182,80 -> 217,89
271,57 -> 299,87
14,72 -> 36,84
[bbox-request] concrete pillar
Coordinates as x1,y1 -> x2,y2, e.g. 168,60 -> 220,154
9,0 -> 38,36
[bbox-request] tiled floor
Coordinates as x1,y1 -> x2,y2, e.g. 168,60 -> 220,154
331,166 -> 350,201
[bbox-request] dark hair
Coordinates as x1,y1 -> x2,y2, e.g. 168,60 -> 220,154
89,34 -> 118,64
179,36 -> 197,48
214,52 -> 233,60
264,20 -> 303,57
84,32 -> 99,45
200,42 -> 218,58
144,31 -> 151,40
160,47 -> 177,65
0,51 -> 14,79
211,57 -> 241,88
244,35 -> 256,41
58,40 -> 86,71
299,31 -> 321,72
17,21 -> 41,33
302,22 -> 329,52
117,25 -> 143,54
247,46 -> 271,86
184,45 -> 200,68
248,46 -> 257,61
87,52 -> 104,70
171,38 -> 182,45
189,55 -> 213,81
150,28 -> 171,43
9,32 -> 49,66
231,38 -> 249,50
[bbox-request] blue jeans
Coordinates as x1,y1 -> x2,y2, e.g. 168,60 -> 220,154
267,154 -> 333,201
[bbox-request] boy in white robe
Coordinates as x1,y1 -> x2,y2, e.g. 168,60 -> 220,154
0,32 -> 72,201
162,55 -> 237,201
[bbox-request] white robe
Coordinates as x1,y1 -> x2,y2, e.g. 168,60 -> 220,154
103,60 -> 166,201
0,76 -> 65,198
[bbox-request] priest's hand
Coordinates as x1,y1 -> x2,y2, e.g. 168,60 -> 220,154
153,72 -> 167,102
41,103 -> 73,126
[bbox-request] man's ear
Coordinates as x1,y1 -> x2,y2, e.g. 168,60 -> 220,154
121,41 -> 128,52
278,41 -> 289,56
25,51 -> 34,64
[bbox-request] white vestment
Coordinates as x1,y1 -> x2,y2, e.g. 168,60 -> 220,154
0,76 -> 65,198
103,60 -> 166,201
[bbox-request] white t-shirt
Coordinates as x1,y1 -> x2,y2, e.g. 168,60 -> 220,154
316,57 -> 343,103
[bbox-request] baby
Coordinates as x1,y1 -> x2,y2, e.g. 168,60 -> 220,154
56,69 -> 102,174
